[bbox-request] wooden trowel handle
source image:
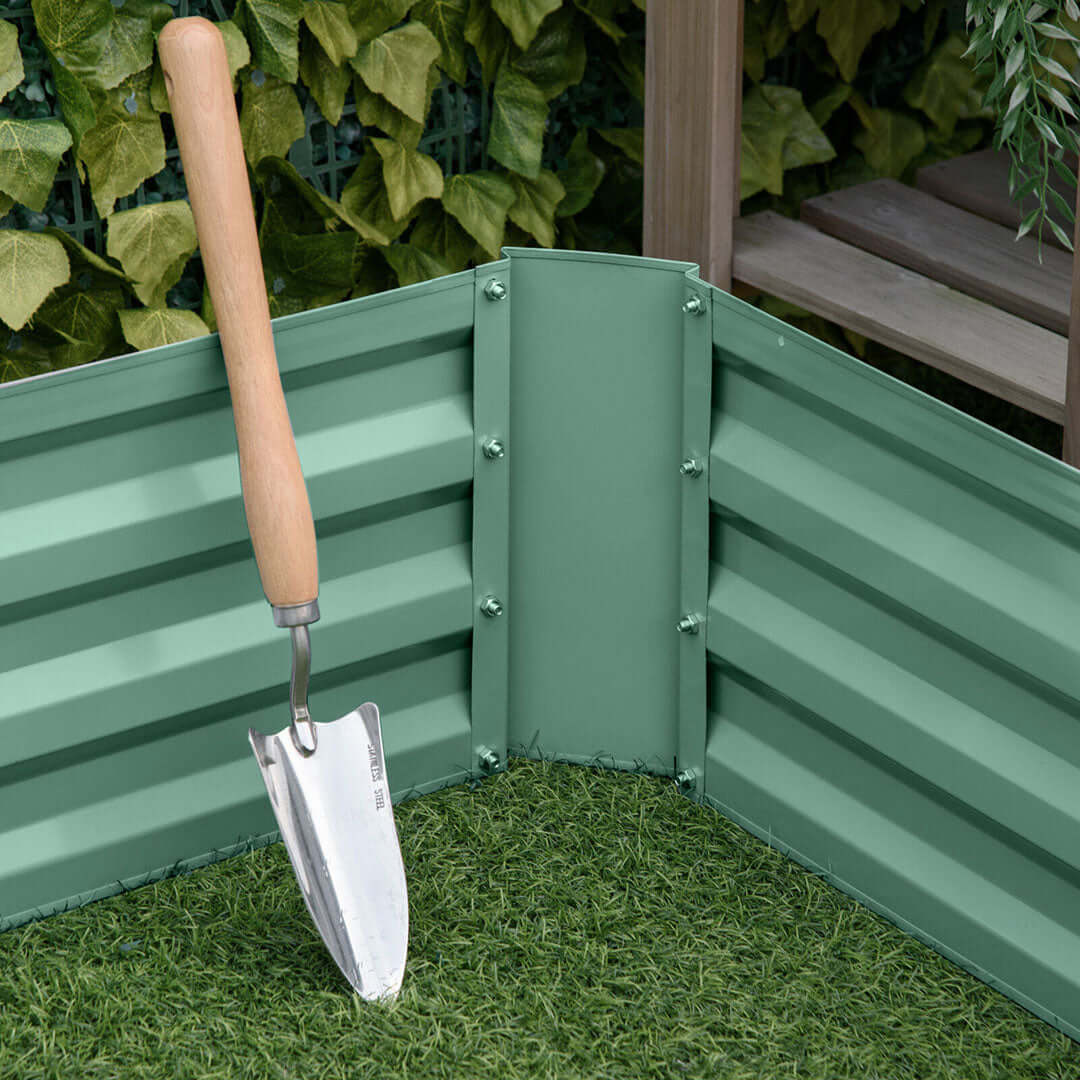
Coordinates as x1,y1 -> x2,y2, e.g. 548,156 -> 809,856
159,17 -> 319,619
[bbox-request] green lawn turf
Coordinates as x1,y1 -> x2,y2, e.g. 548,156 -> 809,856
1,758 -> 1077,1080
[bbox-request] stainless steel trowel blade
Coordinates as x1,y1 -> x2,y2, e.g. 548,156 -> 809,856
248,702 -> 408,1000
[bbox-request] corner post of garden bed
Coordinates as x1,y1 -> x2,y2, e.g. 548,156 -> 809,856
643,0 -> 743,290
470,260 -> 513,777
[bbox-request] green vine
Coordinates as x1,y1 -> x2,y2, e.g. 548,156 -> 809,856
0,0 -> 645,380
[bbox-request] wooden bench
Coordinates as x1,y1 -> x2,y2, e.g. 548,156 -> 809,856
642,0 -> 1080,461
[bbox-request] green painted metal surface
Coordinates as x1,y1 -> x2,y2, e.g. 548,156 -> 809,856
707,289 -> 1080,1043
2,249 -> 1079,1045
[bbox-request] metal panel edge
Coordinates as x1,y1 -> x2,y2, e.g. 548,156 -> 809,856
471,260 -> 511,775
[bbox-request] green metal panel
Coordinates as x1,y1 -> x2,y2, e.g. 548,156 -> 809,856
470,261 -> 512,773
503,249 -> 705,774
0,273 -> 479,928
3,248 -> 1080,1047
706,287 -> 1080,1043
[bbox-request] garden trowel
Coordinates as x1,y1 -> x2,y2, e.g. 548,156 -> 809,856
158,17 -> 408,1000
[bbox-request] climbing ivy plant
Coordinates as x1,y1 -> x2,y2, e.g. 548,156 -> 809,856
1,0 -> 1078,382
0,0 -> 645,380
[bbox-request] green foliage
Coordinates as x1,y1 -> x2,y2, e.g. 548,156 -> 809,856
0,229 -> 69,329
12,0 -> 1064,385
0,21 -> 25,102
118,306 -> 210,349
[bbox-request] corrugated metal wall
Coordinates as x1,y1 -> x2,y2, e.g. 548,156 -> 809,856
3,249 -> 1079,1044
706,289 -> 1080,1042
0,272 -> 490,928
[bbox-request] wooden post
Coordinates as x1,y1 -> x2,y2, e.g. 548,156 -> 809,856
643,0 -> 743,290
1063,178 -> 1080,465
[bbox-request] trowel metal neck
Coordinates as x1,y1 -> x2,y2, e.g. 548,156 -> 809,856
272,601 -> 321,756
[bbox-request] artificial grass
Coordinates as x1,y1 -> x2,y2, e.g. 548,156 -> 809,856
1,758 -> 1077,1080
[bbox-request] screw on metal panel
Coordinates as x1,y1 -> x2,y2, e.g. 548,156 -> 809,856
480,595 -> 503,617
676,613 -> 703,634
484,279 -> 507,301
482,437 -> 505,460
479,747 -> 501,772
683,295 -> 705,316
680,458 -> 703,478
676,768 -> 696,793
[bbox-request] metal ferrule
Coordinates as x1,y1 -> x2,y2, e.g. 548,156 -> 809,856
272,599 -> 321,627
287,624 -> 317,755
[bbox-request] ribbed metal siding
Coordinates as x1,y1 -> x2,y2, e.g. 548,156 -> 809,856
0,275 -> 478,928
706,290 -> 1080,1041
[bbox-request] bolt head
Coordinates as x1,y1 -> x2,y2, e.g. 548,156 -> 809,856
676,768 -> 696,793
682,295 -> 705,316
482,437 -> 505,460
484,279 -> 507,301
680,458 -> 703,478
479,747 -> 501,772
480,596 -> 503,618
676,613 -> 702,634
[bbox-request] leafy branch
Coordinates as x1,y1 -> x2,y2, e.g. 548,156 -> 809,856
965,0 -> 1080,251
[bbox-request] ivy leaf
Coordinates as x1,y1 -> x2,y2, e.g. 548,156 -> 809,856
257,156 -> 391,243
0,335 -> 56,382
340,150 -> 416,241
556,128 -> 605,216
0,230 -> 70,330
507,168 -> 564,246
740,85 -> 793,198
239,72 -> 306,167
491,0 -> 563,51
816,0 -> 900,82
52,64 -> 97,157
786,0 -> 820,31
573,0 -> 626,41
442,170 -> 516,258
261,230 -> 356,316
345,0 -> 412,45
300,33 -> 351,124
511,6 -> 585,100
411,0 -> 468,85
850,94 -> 927,177
35,283 -> 127,367
98,0 -> 170,91
350,22 -> 442,123
810,82 -> 851,126
904,33 -> 992,136
236,0 -> 302,82
609,32 -> 644,104
488,66 -> 547,178
758,84 -> 835,171
0,20 -> 25,102
352,64 -> 440,148
78,91 -> 165,216
594,126 -> 643,164
106,200 -> 198,307
409,201 -> 476,272
219,20 -> 254,81
466,0 -> 512,88
370,136 -> 445,221
119,307 -> 210,350
44,225 -> 129,286
31,0 -> 112,75
302,0 -> 357,65
0,118 -> 72,212
382,243 -> 452,286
